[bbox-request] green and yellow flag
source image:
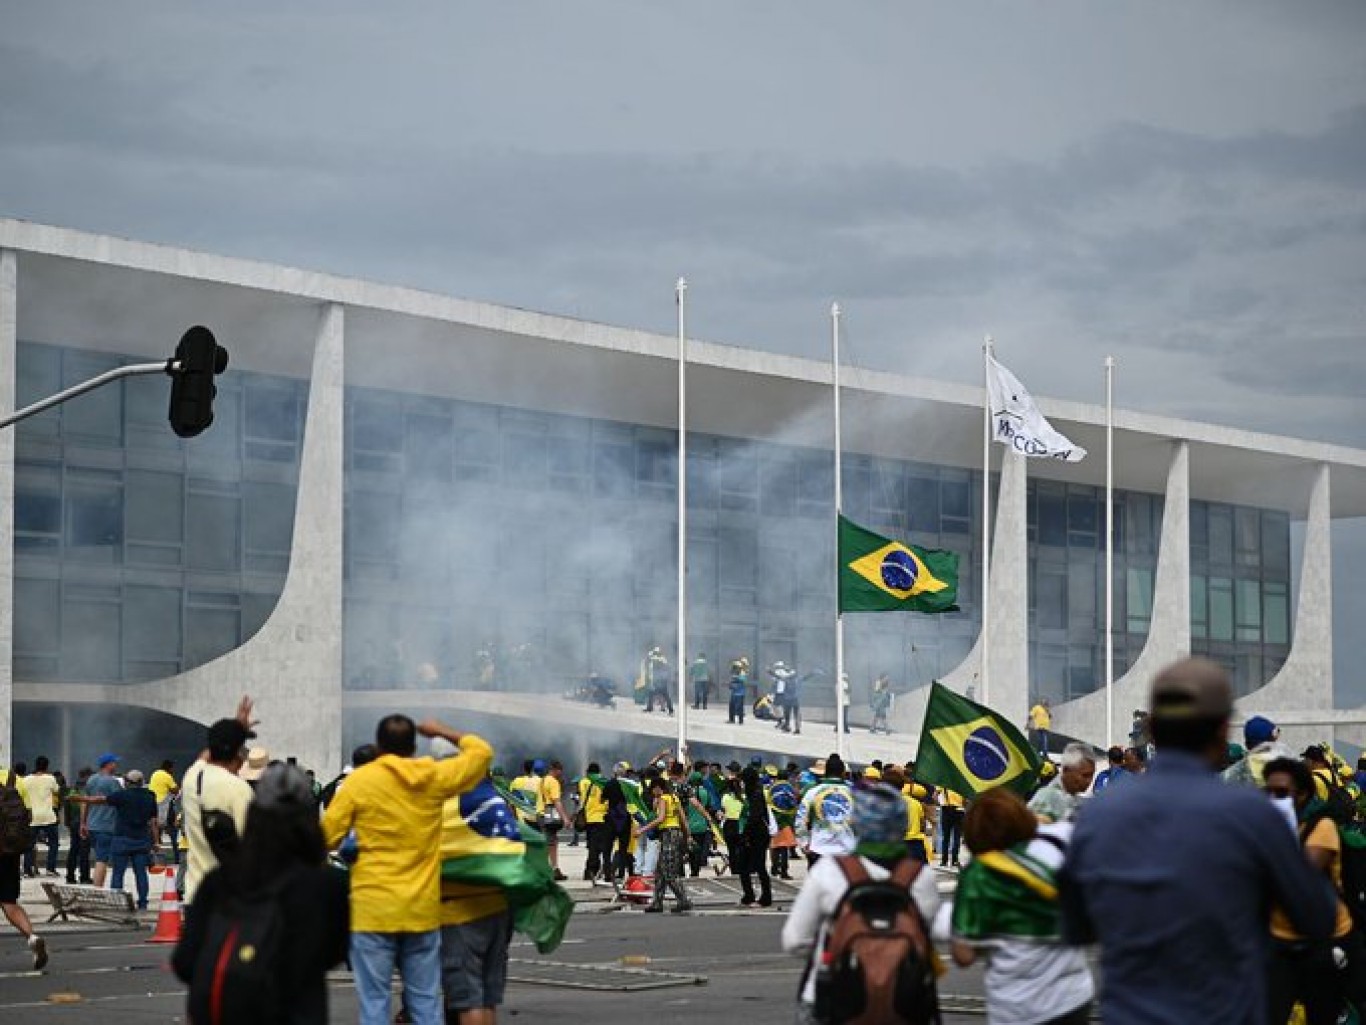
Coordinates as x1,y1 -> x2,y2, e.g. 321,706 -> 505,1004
913,682 -> 1042,798
838,516 -> 959,614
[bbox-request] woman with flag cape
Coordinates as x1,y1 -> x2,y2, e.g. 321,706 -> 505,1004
949,788 -> 1094,1024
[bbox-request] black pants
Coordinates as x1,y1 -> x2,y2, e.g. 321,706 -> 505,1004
739,833 -> 771,904
770,845 -> 791,878
692,682 -> 710,709
1268,937 -> 1343,1025
722,822 -> 742,874
66,826 -> 91,883
688,830 -> 711,876
939,807 -> 964,865
647,687 -> 674,714
608,819 -> 633,879
728,692 -> 745,723
780,699 -> 801,733
23,823 -> 59,874
585,822 -> 613,881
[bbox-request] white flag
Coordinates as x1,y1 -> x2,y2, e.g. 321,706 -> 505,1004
985,355 -> 1086,462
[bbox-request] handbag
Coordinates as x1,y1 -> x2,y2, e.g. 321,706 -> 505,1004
537,777 -> 563,830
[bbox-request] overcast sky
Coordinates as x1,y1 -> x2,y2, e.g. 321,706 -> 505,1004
3,1 -> 1365,703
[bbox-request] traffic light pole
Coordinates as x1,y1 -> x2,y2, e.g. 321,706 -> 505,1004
0,360 -> 176,430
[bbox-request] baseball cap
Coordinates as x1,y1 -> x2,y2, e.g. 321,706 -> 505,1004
124,769 -> 144,785
1243,715 -> 1278,748
207,719 -> 256,761
726,760 -> 742,772
613,760 -> 631,775
532,759 -> 548,774
862,766 -> 882,780
1302,744 -> 1329,762
1149,658 -> 1234,720
96,752 -> 119,768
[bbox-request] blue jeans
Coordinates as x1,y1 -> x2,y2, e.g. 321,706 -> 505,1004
23,823 -> 60,874
351,929 -> 442,1025
110,843 -> 151,908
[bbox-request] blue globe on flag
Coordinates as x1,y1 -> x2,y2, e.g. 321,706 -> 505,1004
963,726 -> 1010,782
459,780 -> 522,841
880,549 -> 918,591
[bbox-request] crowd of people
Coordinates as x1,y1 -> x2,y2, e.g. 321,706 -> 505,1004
5,656 -> 1366,1023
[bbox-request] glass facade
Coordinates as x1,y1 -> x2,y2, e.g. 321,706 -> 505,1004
9,341 -> 1291,712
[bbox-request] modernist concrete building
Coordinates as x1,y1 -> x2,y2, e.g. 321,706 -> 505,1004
3,218 -> 1365,775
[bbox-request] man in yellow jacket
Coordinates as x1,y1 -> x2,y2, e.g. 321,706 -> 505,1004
323,715 -> 493,1025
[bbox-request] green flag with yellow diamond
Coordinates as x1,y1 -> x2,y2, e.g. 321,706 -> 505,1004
838,515 -> 960,614
913,682 -> 1042,798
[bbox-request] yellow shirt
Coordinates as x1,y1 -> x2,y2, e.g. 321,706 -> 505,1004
1029,704 -> 1052,730
658,792 -> 682,830
323,736 -> 493,933
1270,817 -> 1354,940
902,792 -> 925,842
509,774 -> 539,823
539,774 -> 562,814
149,769 -> 178,804
579,777 -> 608,825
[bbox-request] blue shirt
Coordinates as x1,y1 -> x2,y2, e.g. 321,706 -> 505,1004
85,773 -> 122,832
1091,766 -> 1127,792
1060,749 -> 1337,1025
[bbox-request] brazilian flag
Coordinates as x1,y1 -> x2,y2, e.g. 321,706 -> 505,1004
913,682 -> 1042,798
838,515 -> 960,614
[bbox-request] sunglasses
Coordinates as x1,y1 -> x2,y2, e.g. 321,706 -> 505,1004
1265,786 -> 1294,799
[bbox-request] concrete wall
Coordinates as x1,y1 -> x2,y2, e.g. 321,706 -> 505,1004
1236,463 -> 1334,753
1055,441 -> 1191,747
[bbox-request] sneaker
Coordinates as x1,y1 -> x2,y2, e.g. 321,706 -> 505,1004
28,935 -> 48,971
758,897 -> 773,907
671,903 -> 693,914
740,896 -> 755,906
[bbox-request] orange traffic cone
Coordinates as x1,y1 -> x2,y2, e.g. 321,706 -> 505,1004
146,872 -> 182,944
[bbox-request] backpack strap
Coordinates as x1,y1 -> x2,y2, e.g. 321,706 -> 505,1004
835,854 -> 871,889
889,856 -> 923,891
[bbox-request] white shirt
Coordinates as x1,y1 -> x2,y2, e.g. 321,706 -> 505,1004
180,760 -> 253,902
23,772 -> 60,827
781,854 -> 942,1006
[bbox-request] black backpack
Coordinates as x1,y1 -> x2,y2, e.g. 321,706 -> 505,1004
0,770 -> 33,856
812,857 -> 940,1025
1313,769 -> 1358,825
188,877 -> 291,1025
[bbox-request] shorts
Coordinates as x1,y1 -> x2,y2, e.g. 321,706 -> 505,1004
441,910 -> 513,1011
0,853 -> 19,903
91,830 -> 115,863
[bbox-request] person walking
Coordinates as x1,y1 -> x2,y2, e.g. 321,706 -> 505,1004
173,763 -> 349,1025
951,788 -> 1094,1025
181,713 -> 257,903
1,767 -> 48,969
795,755 -> 854,867
21,757 -> 60,878
1060,658 -> 1338,1024
637,777 -> 692,913
937,788 -> 966,868
689,653 -> 712,711
538,760 -> 570,882
738,767 -> 773,907
727,659 -> 748,724
579,762 -> 612,884
322,714 -> 492,1025
148,760 -> 180,859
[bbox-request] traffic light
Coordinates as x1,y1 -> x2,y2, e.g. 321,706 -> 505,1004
167,326 -> 228,438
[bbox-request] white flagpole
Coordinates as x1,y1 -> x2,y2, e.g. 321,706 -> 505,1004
832,303 -> 847,764
676,277 -> 689,764
1104,356 -> 1115,749
981,336 -> 993,706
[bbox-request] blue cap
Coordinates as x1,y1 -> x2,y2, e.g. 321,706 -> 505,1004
533,759 -> 547,774
1244,715 -> 1277,747
97,753 -> 119,767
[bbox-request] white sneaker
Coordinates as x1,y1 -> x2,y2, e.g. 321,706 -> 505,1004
28,934 -> 48,970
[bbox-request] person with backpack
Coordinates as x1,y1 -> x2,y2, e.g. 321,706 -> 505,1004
1262,757 -> 1366,1024
781,782 -> 942,1024
950,787 -> 1094,1025
173,763 -> 349,1025
1,763 -> 47,970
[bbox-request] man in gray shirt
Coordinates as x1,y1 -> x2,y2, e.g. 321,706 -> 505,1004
1060,658 -> 1336,1025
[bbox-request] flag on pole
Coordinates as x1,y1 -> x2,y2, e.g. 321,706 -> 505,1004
838,515 -> 959,613
913,681 -> 1042,797
985,354 -> 1086,462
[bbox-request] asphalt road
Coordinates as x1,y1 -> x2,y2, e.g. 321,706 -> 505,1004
0,873 -> 999,1024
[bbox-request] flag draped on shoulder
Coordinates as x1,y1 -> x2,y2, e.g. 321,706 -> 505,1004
913,682 -> 1042,798
441,778 -> 573,953
985,354 -> 1086,462
838,515 -> 959,614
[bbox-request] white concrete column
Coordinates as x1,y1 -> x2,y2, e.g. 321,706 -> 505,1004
1056,440 -> 1190,745
903,450 -> 1030,734
0,251 -> 14,763
45,303 -> 349,773
1240,463 -> 1333,752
